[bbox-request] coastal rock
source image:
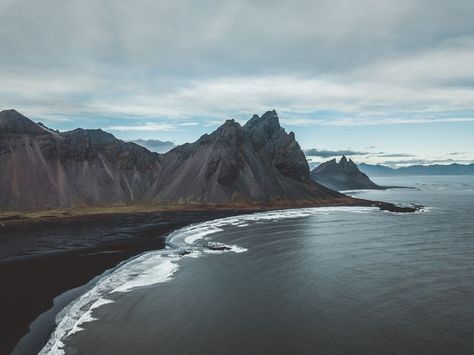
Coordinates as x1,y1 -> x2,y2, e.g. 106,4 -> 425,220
311,156 -> 383,191
206,243 -> 232,251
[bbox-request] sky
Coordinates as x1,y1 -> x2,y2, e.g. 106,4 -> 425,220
0,0 -> 473,167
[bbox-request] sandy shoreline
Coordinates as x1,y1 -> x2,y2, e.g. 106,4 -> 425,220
0,197 -> 418,227
0,210 -> 248,355
0,199 -> 419,354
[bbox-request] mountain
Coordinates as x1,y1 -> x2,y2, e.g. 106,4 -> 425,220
155,110 -> 340,204
311,156 -> 383,191
0,109 -> 343,211
0,109 -> 162,210
358,162 -> 474,177
357,163 -> 395,177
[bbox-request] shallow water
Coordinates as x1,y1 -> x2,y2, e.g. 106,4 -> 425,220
43,176 -> 474,354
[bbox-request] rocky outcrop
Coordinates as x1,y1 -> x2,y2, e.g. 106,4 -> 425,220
243,110 -> 310,182
0,110 -> 161,210
157,113 -> 339,204
311,156 -> 383,191
0,109 -> 341,210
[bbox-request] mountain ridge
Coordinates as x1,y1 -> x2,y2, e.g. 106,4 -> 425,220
0,109 -> 343,210
156,114 -> 340,204
311,156 -> 383,191
0,109 -> 162,210
358,162 -> 474,176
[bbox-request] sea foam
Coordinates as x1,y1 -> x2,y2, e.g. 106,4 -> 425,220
39,206 -> 379,354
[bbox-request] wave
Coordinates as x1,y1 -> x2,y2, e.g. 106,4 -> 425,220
39,206 -> 378,354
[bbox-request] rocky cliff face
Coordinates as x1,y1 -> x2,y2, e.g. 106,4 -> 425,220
0,110 -> 161,210
310,156 -> 382,191
0,109 -> 340,210
243,110 -> 310,182
157,112 -> 339,204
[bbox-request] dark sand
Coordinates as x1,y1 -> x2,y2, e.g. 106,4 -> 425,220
0,200 -> 418,354
0,210 -> 247,355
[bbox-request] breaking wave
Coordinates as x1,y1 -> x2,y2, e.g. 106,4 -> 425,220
39,206 -> 378,354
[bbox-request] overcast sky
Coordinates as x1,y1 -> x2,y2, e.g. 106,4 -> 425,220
1,0 -> 473,166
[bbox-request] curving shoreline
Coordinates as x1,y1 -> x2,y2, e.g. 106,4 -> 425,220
38,206 -> 393,354
0,197 -> 420,227
0,210 -> 247,355
0,200 -> 420,354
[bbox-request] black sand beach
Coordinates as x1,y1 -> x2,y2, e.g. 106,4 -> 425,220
0,200 -> 417,354
0,210 -> 246,355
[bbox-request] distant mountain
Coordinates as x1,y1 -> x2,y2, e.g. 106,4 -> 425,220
359,162 -> 474,176
0,109 -> 343,211
132,139 -> 175,153
311,156 -> 383,191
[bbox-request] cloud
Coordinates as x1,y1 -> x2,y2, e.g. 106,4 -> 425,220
3,72 -> 474,128
107,123 -> 176,131
304,149 -> 370,158
132,139 -> 176,153
2,0 -> 473,75
375,153 -> 415,158
0,0 -> 473,131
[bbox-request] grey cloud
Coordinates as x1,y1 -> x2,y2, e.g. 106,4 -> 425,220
376,153 -> 415,158
304,149 -> 418,160
304,149 -> 370,158
1,0 -> 473,125
1,0 -> 473,77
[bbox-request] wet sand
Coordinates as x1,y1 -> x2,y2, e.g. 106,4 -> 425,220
0,199 -> 419,354
0,210 -> 247,355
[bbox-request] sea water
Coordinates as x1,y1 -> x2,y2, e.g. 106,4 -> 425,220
41,176 -> 474,354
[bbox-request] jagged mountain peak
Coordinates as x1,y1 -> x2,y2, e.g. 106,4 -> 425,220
0,109 -> 47,135
0,108 -> 23,118
156,110 -> 336,204
242,110 -> 309,182
61,128 -> 118,144
215,119 -> 242,134
0,110 -> 340,210
244,109 -> 280,134
340,156 -> 359,171
243,110 -> 284,151
261,109 -> 279,121
311,156 -> 382,191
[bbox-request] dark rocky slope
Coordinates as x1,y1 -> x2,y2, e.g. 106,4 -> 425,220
157,110 -> 340,204
0,110 -> 162,210
0,109 -> 341,210
311,156 -> 383,191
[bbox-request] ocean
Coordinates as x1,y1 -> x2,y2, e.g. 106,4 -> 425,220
40,176 -> 474,354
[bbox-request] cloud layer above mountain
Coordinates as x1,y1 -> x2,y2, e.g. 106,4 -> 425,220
0,0 -> 473,162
